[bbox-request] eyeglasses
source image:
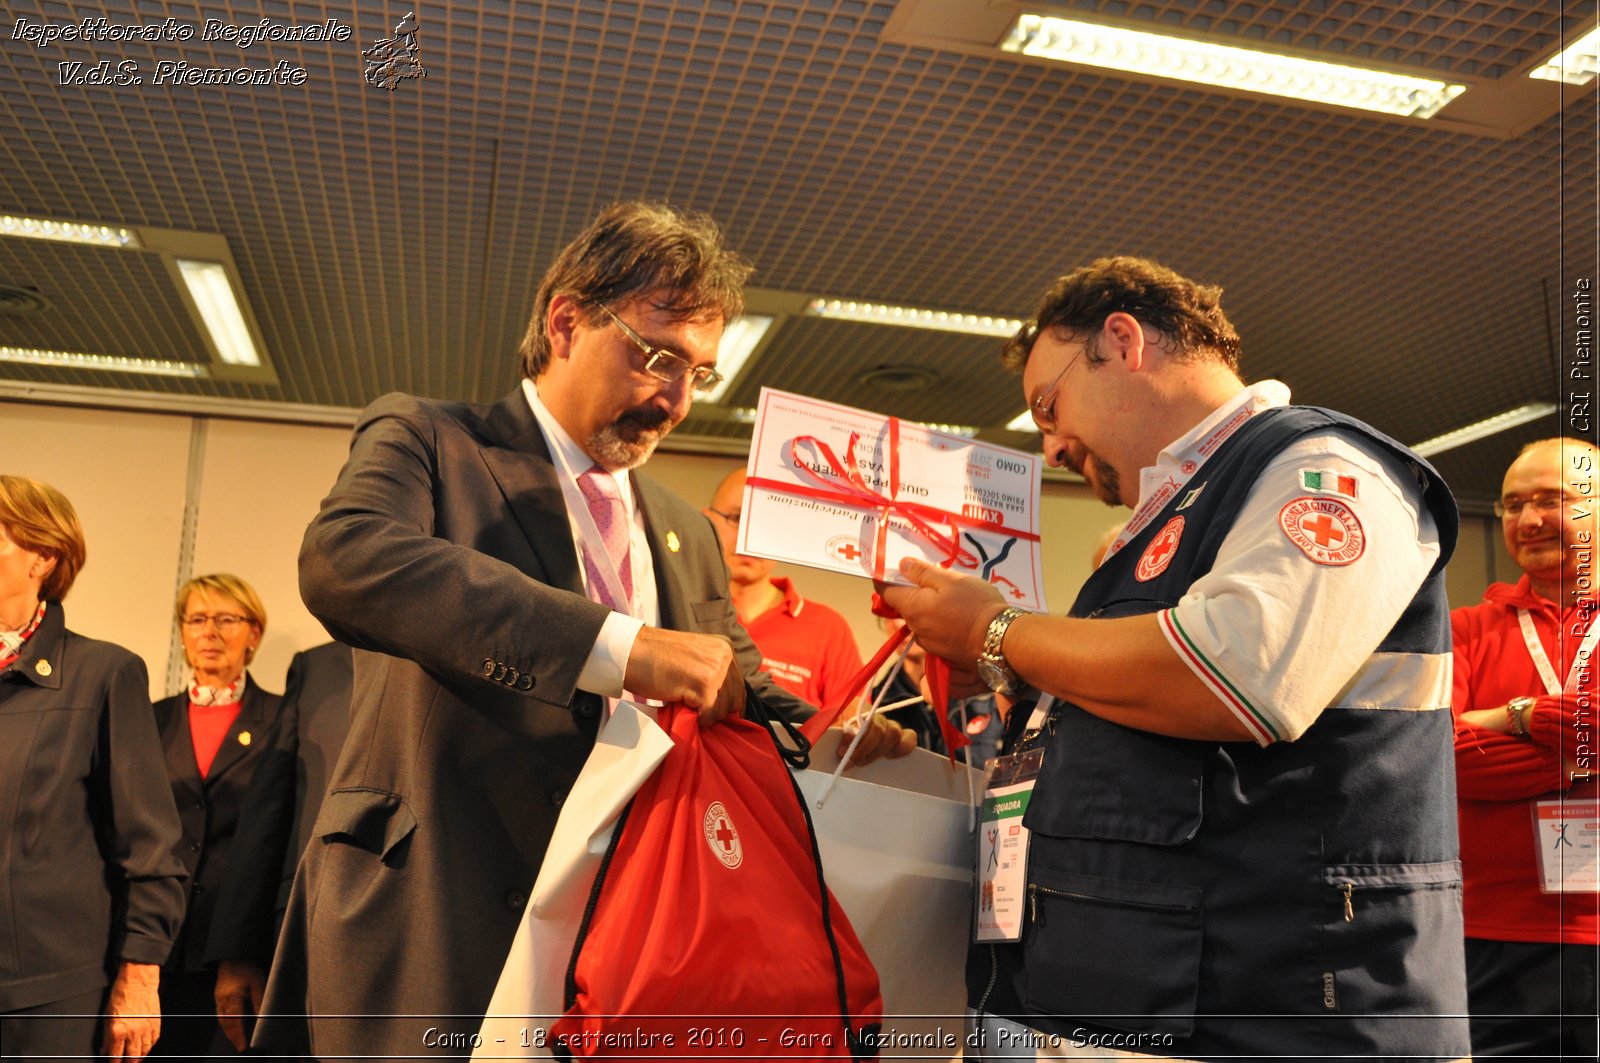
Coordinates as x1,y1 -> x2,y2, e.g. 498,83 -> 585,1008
707,506 -> 740,525
1029,343 -> 1087,435
592,303 -> 724,393
1494,493 -> 1579,519
181,613 -> 251,633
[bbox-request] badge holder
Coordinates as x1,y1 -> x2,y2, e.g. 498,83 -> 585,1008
973,699 -> 1051,944
1532,797 -> 1600,893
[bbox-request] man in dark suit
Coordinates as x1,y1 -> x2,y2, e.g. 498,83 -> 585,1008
257,202 -> 908,1058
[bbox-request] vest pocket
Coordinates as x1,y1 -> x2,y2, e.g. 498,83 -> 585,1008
1316,862 -> 1465,1016
1022,867 -> 1203,1036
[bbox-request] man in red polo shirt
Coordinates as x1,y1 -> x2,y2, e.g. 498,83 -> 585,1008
1452,436 -> 1599,1060
705,467 -> 865,713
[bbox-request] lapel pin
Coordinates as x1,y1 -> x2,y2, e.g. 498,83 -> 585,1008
238,730 -> 252,746
34,659 -> 51,677
666,531 -> 681,553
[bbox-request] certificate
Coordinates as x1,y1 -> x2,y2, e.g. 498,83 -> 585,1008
738,387 -> 1047,612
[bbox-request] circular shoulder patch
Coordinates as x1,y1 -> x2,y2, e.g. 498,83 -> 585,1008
1278,496 -> 1365,566
1135,515 -> 1185,582
702,801 -> 743,869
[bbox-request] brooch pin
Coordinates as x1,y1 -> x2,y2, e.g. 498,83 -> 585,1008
238,731 -> 252,746
666,531 -> 681,553
34,659 -> 51,677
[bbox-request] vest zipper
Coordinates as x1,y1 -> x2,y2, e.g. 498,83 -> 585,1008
1340,882 -> 1354,923
975,943 -> 1000,1017
1028,881 -> 1199,924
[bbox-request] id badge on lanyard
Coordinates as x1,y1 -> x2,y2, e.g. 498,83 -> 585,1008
974,699 -> 1051,943
1517,608 -> 1600,893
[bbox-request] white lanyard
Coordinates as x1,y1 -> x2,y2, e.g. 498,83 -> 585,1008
1517,606 -> 1600,695
545,439 -> 637,618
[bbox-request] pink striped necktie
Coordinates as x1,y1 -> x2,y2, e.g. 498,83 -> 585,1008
576,464 -> 634,612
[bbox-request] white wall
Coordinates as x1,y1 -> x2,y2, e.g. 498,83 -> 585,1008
4,396 -> 1509,700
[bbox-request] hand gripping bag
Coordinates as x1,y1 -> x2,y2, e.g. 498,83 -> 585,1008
549,702 -> 883,1060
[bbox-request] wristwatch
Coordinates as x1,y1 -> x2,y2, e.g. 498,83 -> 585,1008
976,606 -> 1025,697
1506,696 -> 1535,738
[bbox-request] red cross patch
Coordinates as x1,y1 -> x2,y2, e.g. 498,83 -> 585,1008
702,801 -> 743,869
1135,516 -> 1185,582
1278,496 -> 1365,566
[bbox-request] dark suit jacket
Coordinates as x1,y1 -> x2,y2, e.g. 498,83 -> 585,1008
0,603 -> 186,1012
257,390 -> 810,1057
154,676 -> 295,973
277,641 -> 354,900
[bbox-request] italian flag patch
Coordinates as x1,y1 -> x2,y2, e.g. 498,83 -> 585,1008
1300,469 -> 1358,499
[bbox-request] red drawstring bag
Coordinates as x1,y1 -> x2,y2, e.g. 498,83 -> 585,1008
550,702 -> 883,1060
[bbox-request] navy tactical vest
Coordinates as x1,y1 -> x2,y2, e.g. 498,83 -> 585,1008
971,406 -> 1470,1061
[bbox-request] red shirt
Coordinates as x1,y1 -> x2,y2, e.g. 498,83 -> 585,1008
1451,574 -> 1598,944
744,578 -> 864,712
189,700 -> 243,778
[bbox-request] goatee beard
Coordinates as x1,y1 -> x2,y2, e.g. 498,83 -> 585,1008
587,407 -> 674,470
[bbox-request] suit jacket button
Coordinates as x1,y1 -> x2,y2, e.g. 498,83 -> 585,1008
574,698 -> 598,719
493,662 -> 508,681
518,674 -> 534,690
505,667 -> 520,686
189,842 -> 201,852
482,658 -> 496,677
506,889 -> 527,910
551,789 -> 567,808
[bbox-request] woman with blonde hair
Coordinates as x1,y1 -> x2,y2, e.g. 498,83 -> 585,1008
152,574 -> 295,1057
0,475 -> 185,1060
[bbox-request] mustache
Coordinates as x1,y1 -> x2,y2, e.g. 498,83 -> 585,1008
614,406 -> 672,433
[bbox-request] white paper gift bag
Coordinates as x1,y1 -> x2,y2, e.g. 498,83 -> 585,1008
475,701 -> 672,1059
797,729 -> 979,1057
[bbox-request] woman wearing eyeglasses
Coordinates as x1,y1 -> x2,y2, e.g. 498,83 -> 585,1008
0,476 -> 185,1061
151,574 -> 294,1058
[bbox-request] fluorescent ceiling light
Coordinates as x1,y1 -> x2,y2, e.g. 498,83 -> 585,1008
807,298 -> 1024,337
0,345 -> 206,378
1529,25 -> 1600,85
0,213 -> 140,248
1000,14 -> 1466,119
700,313 -> 774,403
1409,402 -> 1558,458
1005,410 -> 1037,433
176,259 -> 262,367
920,421 -> 980,438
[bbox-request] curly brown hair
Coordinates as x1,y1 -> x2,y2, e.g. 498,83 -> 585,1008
1002,256 -> 1241,373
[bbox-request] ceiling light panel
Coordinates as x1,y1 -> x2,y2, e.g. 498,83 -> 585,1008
0,346 -> 207,378
1409,402 -> 1558,458
807,298 -> 1024,337
1528,25 -> 1600,85
0,213 -> 140,248
1000,14 -> 1467,119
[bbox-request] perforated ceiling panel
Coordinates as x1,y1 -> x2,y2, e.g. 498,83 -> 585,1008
0,0 -> 1594,500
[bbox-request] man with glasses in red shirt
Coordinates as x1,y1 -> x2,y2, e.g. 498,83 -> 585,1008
1451,437 -> 1599,1060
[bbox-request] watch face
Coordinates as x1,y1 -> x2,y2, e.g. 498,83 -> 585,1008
976,658 -> 1004,691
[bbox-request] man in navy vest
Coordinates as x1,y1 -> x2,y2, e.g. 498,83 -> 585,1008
883,257 -> 1468,1059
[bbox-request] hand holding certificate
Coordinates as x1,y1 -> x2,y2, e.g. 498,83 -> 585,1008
738,387 -> 1048,613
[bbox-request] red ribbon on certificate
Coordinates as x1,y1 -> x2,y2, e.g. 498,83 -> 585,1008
746,421 -> 988,581
759,419 -> 1011,762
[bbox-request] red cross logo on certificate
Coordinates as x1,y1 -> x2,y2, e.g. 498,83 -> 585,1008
1279,497 -> 1365,566
826,535 -> 868,567
1135,516 -> 1185,582
702,801 -> 743,869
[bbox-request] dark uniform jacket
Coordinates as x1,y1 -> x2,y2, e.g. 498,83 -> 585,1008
0,603 -> 185,1012
154,676 -> 295,973
256,390 -> 809,1058
973,407 -> 1470,1060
